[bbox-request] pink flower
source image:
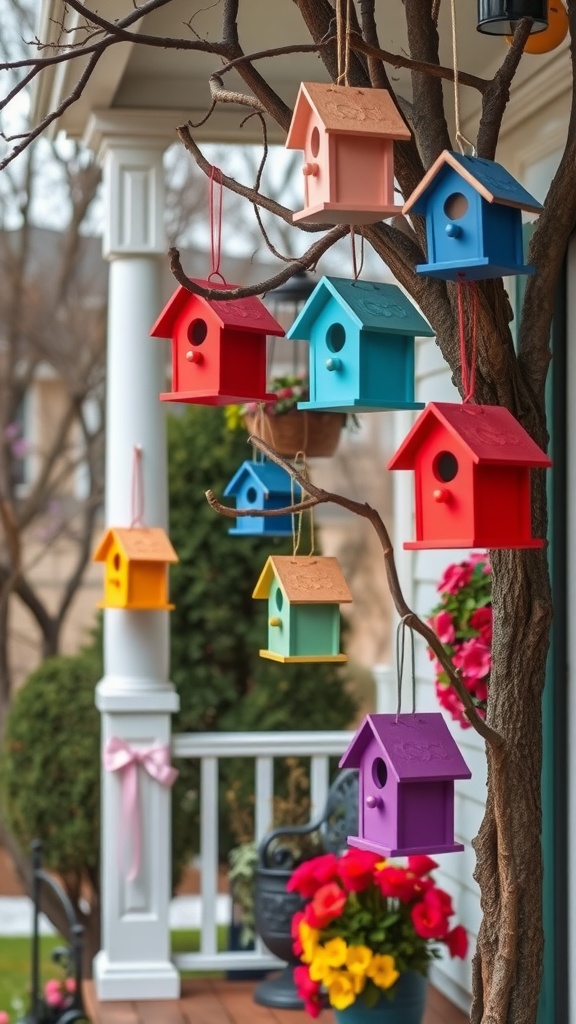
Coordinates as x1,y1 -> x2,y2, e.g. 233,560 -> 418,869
294,966 -> 322,1018
0,1011 -> 10,1024
429,610 -> 456,645
437,562 -> 473,595
44,980 -> 64,1007
470,606 -> 493,643
64,979 -> 76,994
453,637 -> 491,684
468,552 -> 491,573
435,681 -> 469,728
277,387 -> 294,398
445,924 -> 469,958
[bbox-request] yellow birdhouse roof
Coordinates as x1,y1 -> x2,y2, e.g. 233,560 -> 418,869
286,83 -> 411,149
92,527 -> 179,564
253,555 -> 352,604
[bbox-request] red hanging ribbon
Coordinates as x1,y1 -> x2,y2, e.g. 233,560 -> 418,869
209,165 -> 223,281
457,279 -> 478,404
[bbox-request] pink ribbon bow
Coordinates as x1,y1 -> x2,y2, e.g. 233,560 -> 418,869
103,737 -> 179,882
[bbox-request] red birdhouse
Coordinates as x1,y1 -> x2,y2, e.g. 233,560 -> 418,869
387,402 -> 551,549
285,83 -> 411,225
150,279 -> 284,405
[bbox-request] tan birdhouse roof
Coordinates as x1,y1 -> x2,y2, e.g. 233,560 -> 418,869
286,83 -> 411,149
253,555 -> 353,604
93,527 -> 179,564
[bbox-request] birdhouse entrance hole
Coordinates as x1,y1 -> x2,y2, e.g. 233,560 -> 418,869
433,451 -> 459,482
326,323 -> 346,352
310,127 -> 320,157
372,757 -> 388,788
444,193 -> 468,220
275,588 -> 284,611
246,486 -> 258,504
113,553 -> 121,571
187,319 -> 208,346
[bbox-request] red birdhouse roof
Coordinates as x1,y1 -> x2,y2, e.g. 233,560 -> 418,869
150,279 -> 284,338
387,402 -> 551,470
286,83 -> 411,149
339,713 -> 471,782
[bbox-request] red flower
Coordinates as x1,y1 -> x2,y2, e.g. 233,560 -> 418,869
294,966 -> 323,1018
287,853 -> 339,897
445,925 -> 469,959
407,855 -> 439,877
453,637 -> 491,684
425,886 -> 454,917
308,882 -> 347,927
429,610 -> 456,644
437,562 -> 473,595
376,866 -> 420,903
411,897 -> 450,939
291,910 -> 305,955
337,848 -> 381,892
470,606 -> 493,643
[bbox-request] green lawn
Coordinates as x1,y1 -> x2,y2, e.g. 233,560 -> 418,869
0,928 -> 228,1017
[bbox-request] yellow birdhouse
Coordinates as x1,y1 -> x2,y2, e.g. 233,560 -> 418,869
93,527 -> 179,610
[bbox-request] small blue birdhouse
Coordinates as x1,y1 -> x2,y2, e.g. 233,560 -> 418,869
253,555 -> 352,663
285,277 -> 433,412
223,460 -> 302,537
402,150 -> 542,281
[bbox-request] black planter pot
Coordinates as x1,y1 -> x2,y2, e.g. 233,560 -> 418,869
477,0 -> 548,34
253,865 -> 305,1009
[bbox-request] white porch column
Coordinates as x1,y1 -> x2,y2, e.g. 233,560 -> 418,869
90,125 -> 180,1000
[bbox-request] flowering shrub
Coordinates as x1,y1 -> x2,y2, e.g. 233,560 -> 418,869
428,553 -> 492,729
0,977 -> 76,1024
289,848 -> 467,1017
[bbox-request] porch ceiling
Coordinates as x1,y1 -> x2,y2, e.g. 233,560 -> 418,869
33,0 -> 531,148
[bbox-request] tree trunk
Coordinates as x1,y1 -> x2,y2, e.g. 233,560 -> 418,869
471,548 -> 553,1024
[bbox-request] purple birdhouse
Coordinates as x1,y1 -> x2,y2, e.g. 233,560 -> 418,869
339,713 -> 471,856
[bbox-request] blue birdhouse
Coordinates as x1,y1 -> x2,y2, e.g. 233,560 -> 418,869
285,277 -> 433,413
223,460 -> 302,537
402,150 -> 542,281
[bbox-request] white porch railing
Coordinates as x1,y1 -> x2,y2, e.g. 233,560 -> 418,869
171,730 -> 353,973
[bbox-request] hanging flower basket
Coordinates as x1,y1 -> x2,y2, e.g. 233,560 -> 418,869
244,408 -> 346,459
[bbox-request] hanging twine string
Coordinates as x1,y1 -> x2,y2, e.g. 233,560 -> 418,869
290,453 -> 316,556
130,444 -> 144,528
208,165 -> 226,283
457,279 -> 479,403
396,615 -> 416,719
336,0 -> 352,86
449,0 -> 475,155
350,226 -> 365,282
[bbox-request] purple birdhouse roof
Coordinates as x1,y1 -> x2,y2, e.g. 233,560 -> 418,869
150,279 -> 284,338
339,713 -> 471,782
387,402 -> 551,470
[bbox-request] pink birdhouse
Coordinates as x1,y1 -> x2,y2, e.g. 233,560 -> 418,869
150,279 -> 284,405
339,713 -> 471,856
285,83 -> 411,225
387,402 -> 551,549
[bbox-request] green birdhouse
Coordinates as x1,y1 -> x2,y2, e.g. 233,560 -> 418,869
252,555 -> 352,663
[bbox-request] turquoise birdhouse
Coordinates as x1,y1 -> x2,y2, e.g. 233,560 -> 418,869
285,277 -> 433,413
252,555 -> 352,663
224,460 -> 301,537
402,150 -> 542,281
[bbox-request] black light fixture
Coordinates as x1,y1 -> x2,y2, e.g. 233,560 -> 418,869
477,0 -> 548,34
267,269 -> 317,377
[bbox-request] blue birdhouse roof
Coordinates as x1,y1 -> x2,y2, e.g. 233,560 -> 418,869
224,460 -> 294,498
403,150 -> 543,216
339,713 -> 471,782
286,277 -> 434,341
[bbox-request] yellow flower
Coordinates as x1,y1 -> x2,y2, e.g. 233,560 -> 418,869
327,971 -> 356,1011
309,947 -> 333,984
299,920 -> 319,964
323,937 -> 348,967
366,953 -> 400,990
345,945 -> 373,976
